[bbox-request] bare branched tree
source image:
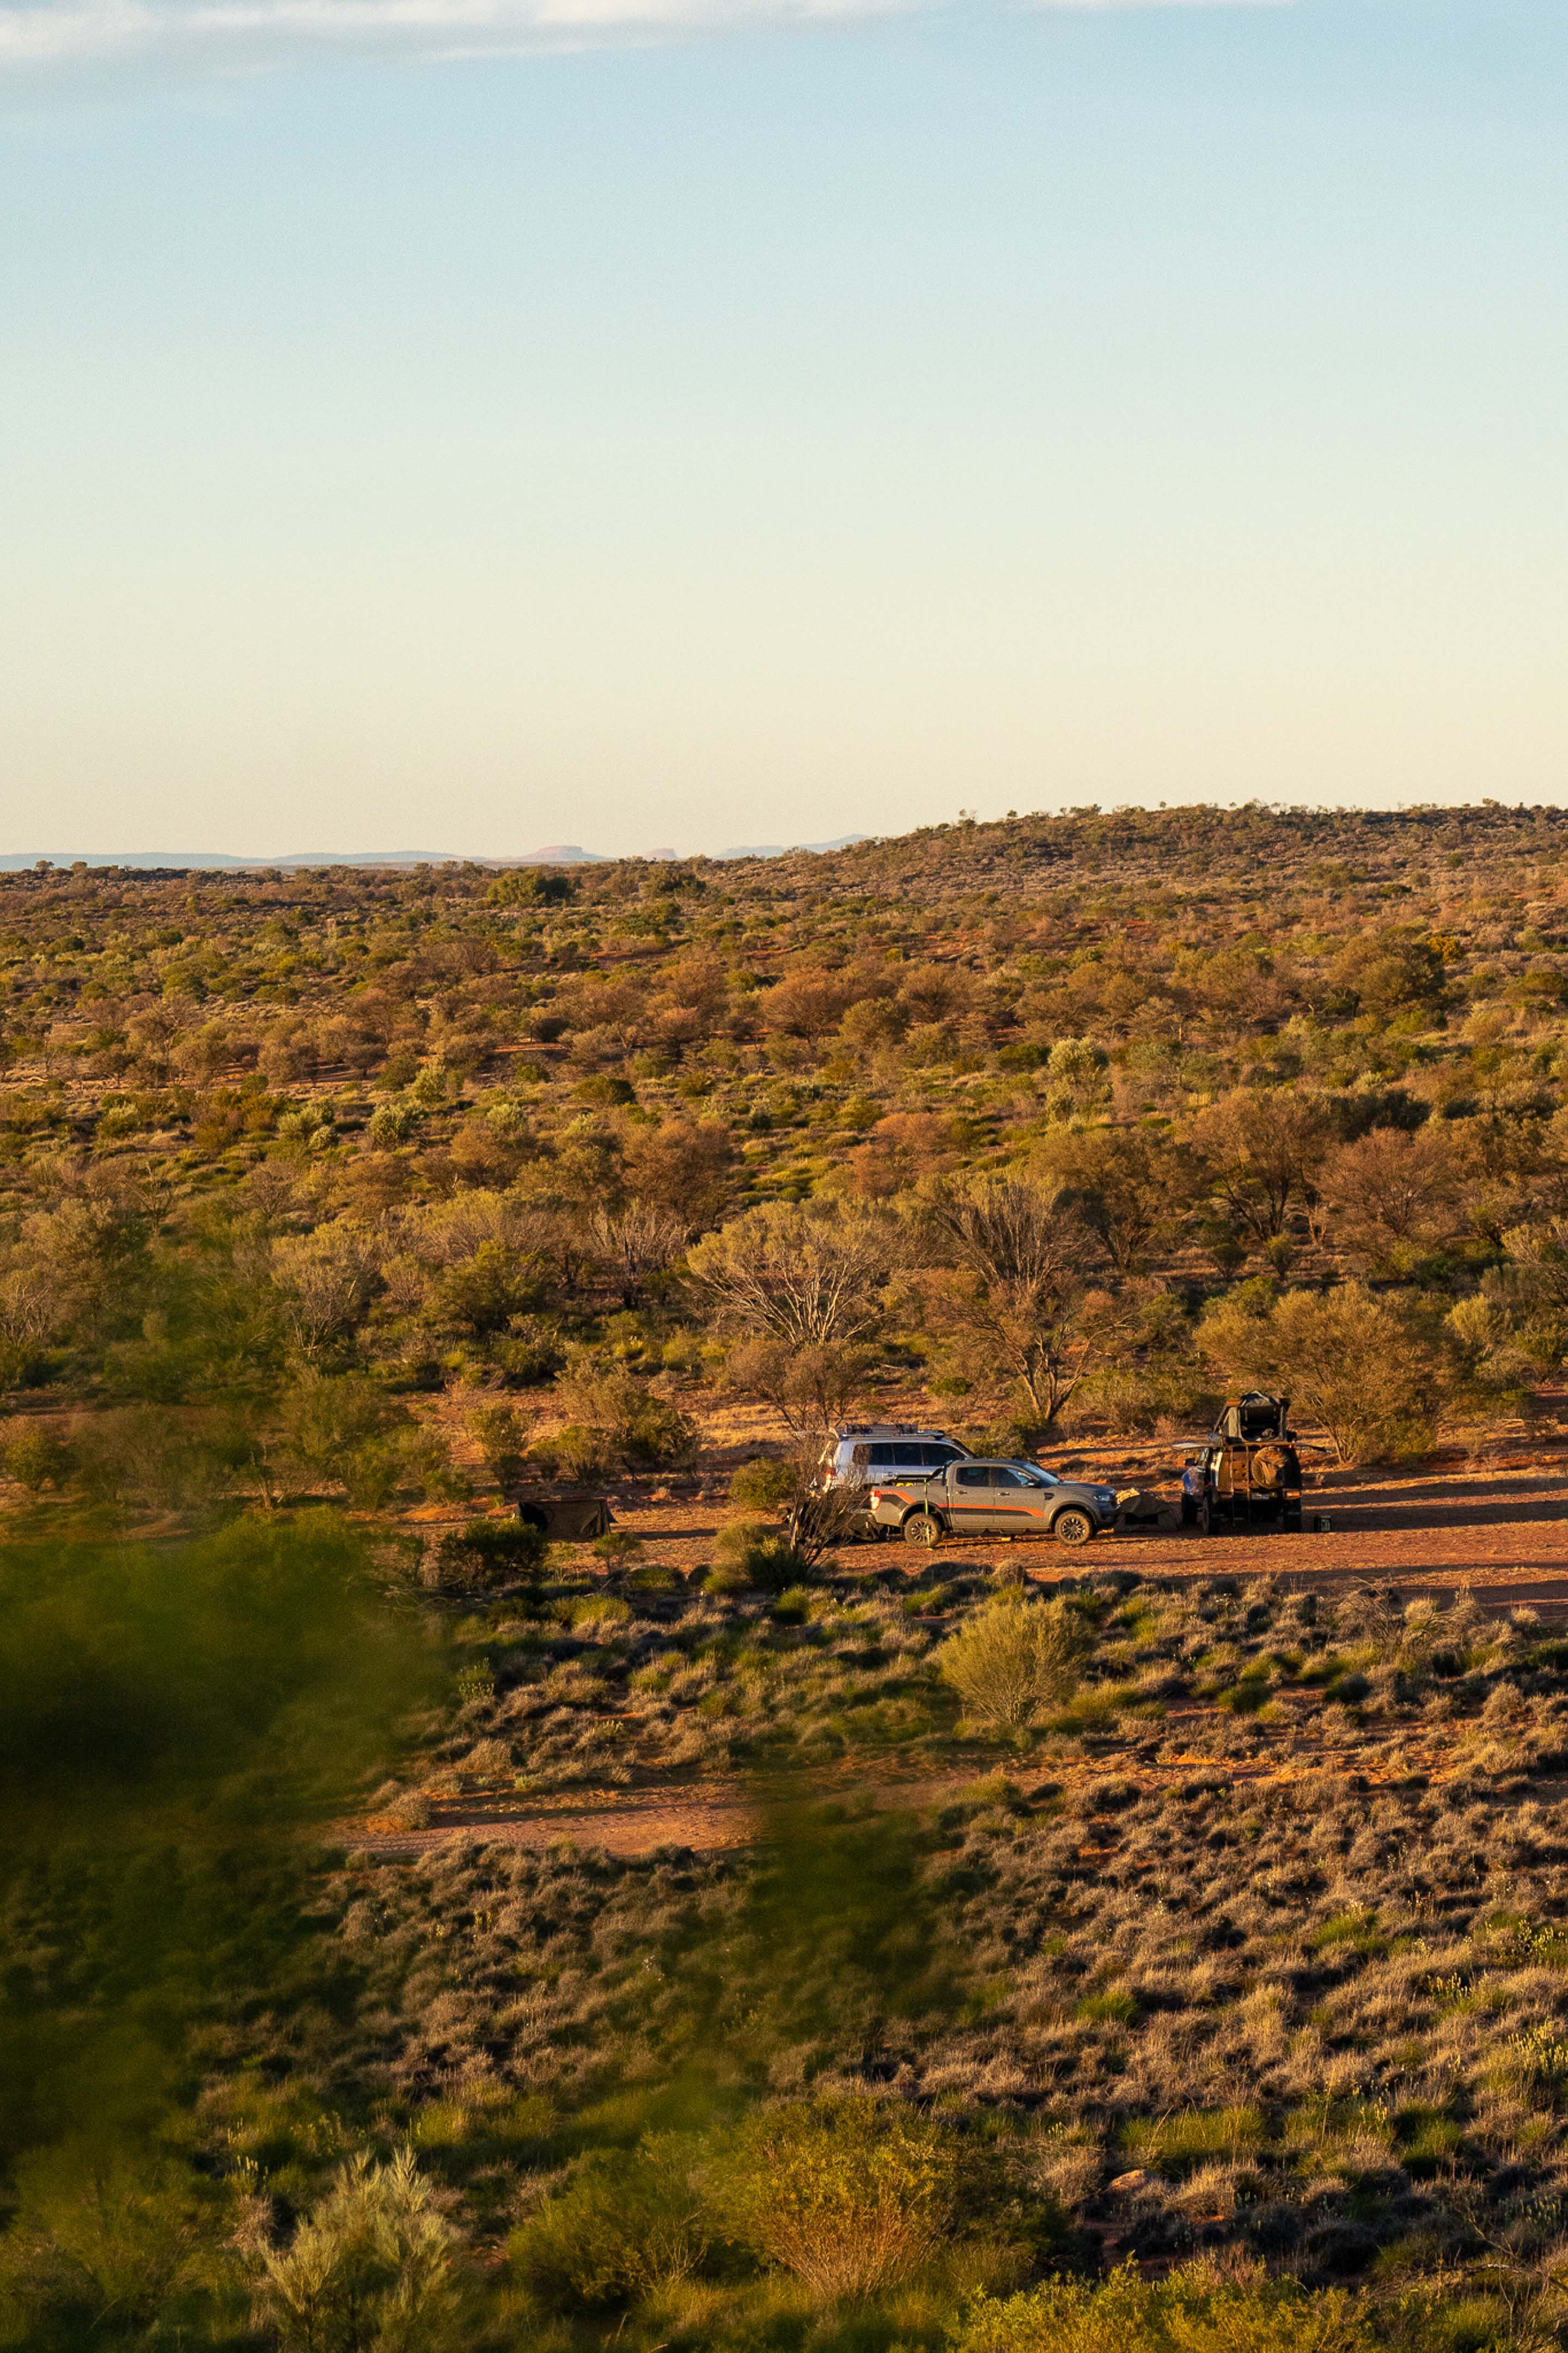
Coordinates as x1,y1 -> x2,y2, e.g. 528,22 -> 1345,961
914,1175 -> 1106,1426
686,1201 -> 887,1350
591,1199 -> 691,1308
1321,1124 -> 1469,1271
271,1222 -> 382,1355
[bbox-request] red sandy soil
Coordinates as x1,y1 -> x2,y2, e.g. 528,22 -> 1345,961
607,1457 -> 1568,1610
346,1452 -> 1568,1862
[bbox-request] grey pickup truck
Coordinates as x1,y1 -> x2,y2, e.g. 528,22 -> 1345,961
866,1457 -> 1120,1548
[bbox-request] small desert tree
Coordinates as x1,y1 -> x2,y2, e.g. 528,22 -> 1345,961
1190,1088 -> 1340,1256
913,1176 -> 1110,1426
590,1199 -> 691,1309
1029,1124 -> 1196,1277
724,1335 -> 871,1441
1198,1282 -> 1447,1465
937,1594 -> 1085,1735
1320,1124 -> 1469,1273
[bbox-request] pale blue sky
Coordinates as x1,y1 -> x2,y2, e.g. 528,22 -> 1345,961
1,1 -> 1564,858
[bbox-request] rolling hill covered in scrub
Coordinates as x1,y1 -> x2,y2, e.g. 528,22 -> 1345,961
8,804 -> 1568,2350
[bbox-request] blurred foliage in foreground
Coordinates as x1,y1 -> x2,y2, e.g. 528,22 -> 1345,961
0,1514 -> 436,2348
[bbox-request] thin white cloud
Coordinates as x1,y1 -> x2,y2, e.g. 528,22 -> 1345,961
0,0 -> 1289,72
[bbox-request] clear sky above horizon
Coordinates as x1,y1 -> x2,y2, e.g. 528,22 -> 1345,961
1,0 -> 1564,859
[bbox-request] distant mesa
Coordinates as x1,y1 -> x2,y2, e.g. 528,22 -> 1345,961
714,834 -> 870,860
0,850 -> 464,872
0,833 -> 871,873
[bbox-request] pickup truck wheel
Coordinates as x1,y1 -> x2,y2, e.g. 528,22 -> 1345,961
902,1511 -> 943,1547
1052,1507 -> 1094,1547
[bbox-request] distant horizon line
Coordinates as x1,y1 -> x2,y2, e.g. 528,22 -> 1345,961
0,835 -> 872,872
0,802 -> 1558,877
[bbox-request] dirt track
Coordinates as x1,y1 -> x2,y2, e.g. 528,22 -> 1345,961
606,1459 -> 1568,1612
348,1769 -> 978,1862
1075,1460 -> 1568,1608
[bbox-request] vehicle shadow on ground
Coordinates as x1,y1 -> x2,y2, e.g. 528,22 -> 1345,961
1331,1496 -> 1568,1530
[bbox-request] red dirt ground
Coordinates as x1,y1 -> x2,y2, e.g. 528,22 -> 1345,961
346,1453 -> 1568,1861
607,1457 -> 1568,1611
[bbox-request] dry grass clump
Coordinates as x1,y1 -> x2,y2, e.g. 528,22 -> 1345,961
938,1594 -> 1085,1733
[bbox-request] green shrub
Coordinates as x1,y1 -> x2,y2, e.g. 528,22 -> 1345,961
434,1242 -> 546,1340
72,1405 -> 222,1515
531,1424 -> 617,1482
276,1371 -> 403,1467
430,1518 -> 547,1593
1406,2292 -> 1517,2353
710,2097 -> 956,2302
509,2137 -> 710,2311
591,1528 -> 644,1564
729,1457 -> 794,1512
540,1367 -> 697,1476
953,2262 -> 1375,2353
366,1100 -> 417,1147
255,2149 -> 462,2352
469,1401 -> 526,1487
704,1520 -> 807,1595
1,1420 -> 75,1493
487,866 -> 574,908
492,1325 -> 566,1388
397,1427 -> 471,1504
341,1437 -> 403,1510
573,1074 -> 637,1106
0,2148 -> 221,2341
570,1593 -> 630,1629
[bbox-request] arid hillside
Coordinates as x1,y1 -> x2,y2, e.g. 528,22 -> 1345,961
8,807 -> 1568,2353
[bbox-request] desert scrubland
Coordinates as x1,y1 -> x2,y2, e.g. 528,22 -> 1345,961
11,804 -> 1568,2348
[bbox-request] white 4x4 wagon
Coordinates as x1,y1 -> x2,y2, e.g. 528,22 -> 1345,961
820,1423 -> 974,1486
